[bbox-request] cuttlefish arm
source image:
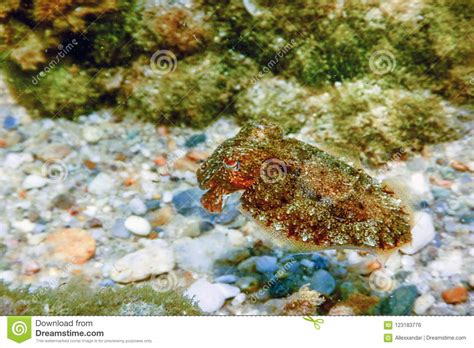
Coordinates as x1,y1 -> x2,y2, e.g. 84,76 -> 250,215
201,185 -> 227,213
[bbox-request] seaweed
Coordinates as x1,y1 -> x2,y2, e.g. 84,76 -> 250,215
0,279 -> 201,316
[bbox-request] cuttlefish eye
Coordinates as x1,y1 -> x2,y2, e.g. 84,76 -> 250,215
223,158 -> 240,171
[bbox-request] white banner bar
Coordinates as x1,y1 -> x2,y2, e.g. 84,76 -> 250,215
1,316 -> 472,348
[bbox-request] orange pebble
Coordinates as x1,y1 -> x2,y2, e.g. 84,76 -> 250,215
19,190 -> 27,199
153,155 -> 167,166
442,286 -> 468,304
124,177 -> 136,186
0,139 -> 6,148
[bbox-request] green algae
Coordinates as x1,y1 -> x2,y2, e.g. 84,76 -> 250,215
0,0 -> 470,164
0,279 -> 201,316
117,50 -> 258,128
235,77 -> 315,133
310,79 -> 462,166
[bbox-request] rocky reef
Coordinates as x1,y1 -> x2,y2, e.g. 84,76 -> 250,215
0,0 -> 472,165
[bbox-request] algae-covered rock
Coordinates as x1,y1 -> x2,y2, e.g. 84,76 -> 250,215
308,79 -> 462,166
235,77 -> 316,133
2,62 -> 102,118
117,50 -> 259,127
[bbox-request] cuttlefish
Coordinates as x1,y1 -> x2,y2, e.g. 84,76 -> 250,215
197,121 -> 412,261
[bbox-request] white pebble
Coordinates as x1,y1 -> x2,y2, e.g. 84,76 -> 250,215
401,212 -> 435,254
4,153 -> 33,169
12,219 -> 36,233
88,173 -> 115,195
429,250 -> 463,277
124,216 -> 151,236
129,198 -> 147,215
184,279 -> 239,313
413,294 -> 435,315
408,172 -> 431,197
468,275 -> 474,288
110,242 -> 175,283
162,191 -> 173,203
231,293 -> 246,306
0,270 -> 15,283
22,174 -> 47,189
82,126 -> 104,143
0,222 -> 8,238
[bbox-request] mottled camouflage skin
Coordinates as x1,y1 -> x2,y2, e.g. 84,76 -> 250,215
197,122 -> 411,253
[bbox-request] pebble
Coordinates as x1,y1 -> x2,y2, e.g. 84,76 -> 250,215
110,242 -> 175,283
184,279 -> 239,313
145,199 -> 161,211
173,229 -> 245,273
309,269 -> 336,295
236,276 -> 260,292
82,126 -> 104,143
401,212 -> 435,254
88,173 -> 115,195
383,285 -> 418,315
0,222 -> 8,238
0,270 -> 15,283
215,275 -> 238,283
37,143 -> 72,161
52,194 -> 75,210
255,256 -> 279,273
111,219 -> 131,238
413,294 -> 435,315
46,228 -> 96,264
429,250 -> 463,277
151,206 -> 173,226
408,172 -> 431,197
23,260 -> 41,276
12,219 -> 36,233
329,305 -> 355,316
4,153 -> 33,169
124,216 -> 151,236
129,197 -> 147,215
442,286 -> 468,304
22,174 -> 48,189
3,115 -> 18,130
185,133 -> 207,147
469,275 -> 474,288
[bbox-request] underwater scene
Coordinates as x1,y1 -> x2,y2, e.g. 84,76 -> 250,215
0,0 -> 473,316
